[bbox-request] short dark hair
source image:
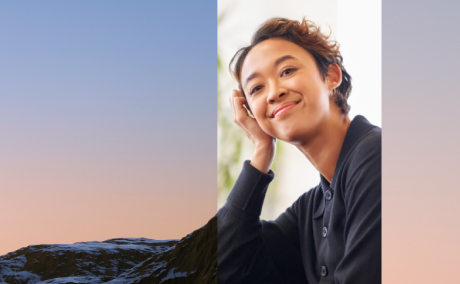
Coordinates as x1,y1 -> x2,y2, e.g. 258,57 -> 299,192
229,17 -> 352,114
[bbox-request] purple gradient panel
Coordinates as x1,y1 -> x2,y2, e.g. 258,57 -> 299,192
383,0 -> 460,282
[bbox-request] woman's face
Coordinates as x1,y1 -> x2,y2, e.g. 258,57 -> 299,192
241,38 -> 341,144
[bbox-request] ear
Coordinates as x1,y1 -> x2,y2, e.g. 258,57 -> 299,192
326,63 -> 342,90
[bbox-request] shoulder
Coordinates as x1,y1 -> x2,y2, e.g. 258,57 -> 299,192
342,125 -> 381,194
336,123 -> 381,192
348,126 -> 381,168
337,126 -> 381,208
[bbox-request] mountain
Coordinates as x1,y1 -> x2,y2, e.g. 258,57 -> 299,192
0,216 -> 216,284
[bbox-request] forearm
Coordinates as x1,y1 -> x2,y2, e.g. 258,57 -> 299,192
217,207 -> 281,284
217,161 -> 276,283
250,140 -> 276,174
217,161 -> 307,284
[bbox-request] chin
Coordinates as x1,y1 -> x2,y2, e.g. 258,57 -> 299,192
280,134 -> 302,145
274,130 -> 302,144
278,123 -> 318,145
275,123 -> 302,141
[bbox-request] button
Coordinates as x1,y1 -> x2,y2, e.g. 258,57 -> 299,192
321,266 -> 328,276
325,190 -> 332,200
322,227 -> 328,238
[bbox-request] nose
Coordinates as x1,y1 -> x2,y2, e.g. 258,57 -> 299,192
266,82 -> 287,104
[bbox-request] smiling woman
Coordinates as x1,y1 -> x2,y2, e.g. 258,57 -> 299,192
239,39 -> 346,151
217,17 -> 381,283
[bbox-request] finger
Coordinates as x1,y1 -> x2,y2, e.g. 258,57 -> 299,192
230,96 -> 239,124
230,90 -> 245,123
234,89 -> 253,112
232,92 -> 247,109
233,96 -> 250,125
232,90 -> 247,111
229,97 -> 253,141
233,89 -> 244,98
234,89 -> 254,118
229,90 -> 238,123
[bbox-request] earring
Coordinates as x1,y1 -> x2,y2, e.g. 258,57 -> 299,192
243,104 -> 255,119
330,88 -> 336,98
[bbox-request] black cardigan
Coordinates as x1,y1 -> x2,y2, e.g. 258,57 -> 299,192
217,115 -> 381,284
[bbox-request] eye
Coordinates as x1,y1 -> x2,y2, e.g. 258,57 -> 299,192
281,68 -> 297,77
250,85 -> 264,95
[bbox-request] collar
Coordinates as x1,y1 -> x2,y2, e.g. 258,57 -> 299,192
321,115 -> 377,194
320,175 -> 331,194
313,175 -> 331,219
313,115 -> 376,219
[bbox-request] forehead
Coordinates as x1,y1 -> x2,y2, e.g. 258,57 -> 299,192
241,38 -> 315,80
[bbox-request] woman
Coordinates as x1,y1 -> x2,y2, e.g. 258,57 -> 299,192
217,18 -> 381,283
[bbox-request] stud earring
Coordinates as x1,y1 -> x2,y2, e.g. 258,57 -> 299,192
330,88 -> 336,98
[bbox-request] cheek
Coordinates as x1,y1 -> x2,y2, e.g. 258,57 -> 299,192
248,99 -> 264,119
287,73 -> 325,96
250,104 -> 274,134
285,76 -> 305,91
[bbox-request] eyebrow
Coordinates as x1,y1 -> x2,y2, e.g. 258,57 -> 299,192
244,55 -> 300,89
274,55 -> 299,67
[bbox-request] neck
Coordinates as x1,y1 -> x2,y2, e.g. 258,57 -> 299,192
296,113 -> 351,183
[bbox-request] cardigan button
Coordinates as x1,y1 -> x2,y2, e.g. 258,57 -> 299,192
325,190 -> 333,200
321,266 -> 328,276
322,227 -> 328,238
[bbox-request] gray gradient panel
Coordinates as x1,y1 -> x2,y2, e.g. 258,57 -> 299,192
383,0 -> 460,282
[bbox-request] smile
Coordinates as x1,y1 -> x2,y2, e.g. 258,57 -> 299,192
272,101 -> 299,118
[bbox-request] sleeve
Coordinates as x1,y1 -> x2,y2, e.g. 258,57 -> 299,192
217,161 -> 308,284
334,131 -> 382,284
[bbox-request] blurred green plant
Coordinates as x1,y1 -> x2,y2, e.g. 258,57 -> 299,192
217,9 -> 282,217
218,11 -> 240,200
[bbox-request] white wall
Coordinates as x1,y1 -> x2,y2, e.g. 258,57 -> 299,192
338,0 -> 382,127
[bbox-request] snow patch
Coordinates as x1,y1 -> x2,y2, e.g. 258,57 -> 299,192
36,276 -> 102,284
160,267 -> 187,283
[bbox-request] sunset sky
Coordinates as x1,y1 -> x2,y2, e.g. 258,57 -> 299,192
0,1 -> 217,255
1,1 -> 459,283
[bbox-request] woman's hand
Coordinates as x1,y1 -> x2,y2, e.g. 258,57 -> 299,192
230,90 -> 276,173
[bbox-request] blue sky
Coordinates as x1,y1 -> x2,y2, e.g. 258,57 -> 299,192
0,1 -> 217,254
0,1 -> 217,179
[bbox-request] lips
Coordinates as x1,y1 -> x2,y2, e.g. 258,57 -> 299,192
272,101 -> 299,118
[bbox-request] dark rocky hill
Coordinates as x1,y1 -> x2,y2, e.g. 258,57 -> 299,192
0,216 -> 216,284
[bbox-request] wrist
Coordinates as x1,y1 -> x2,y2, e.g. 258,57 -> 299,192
254,138 -> 276,152
251,140 -> 276,174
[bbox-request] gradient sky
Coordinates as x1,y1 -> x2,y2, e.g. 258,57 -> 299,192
383,0 -> 460,282
0,1 -> 217,255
